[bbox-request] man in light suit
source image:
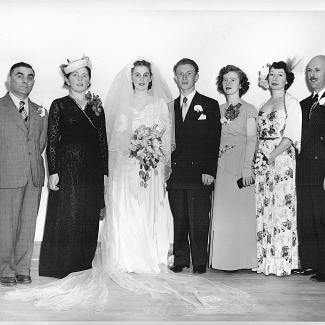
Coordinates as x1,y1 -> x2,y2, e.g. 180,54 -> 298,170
294,55 -> 325,282
0,62 -> 48,286
167,58 -> 221,274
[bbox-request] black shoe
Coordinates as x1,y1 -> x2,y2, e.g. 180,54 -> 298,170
170,265 -> 187,273
1,277 -> 17,286
292,268 -> 319,276
310,274 -> 325,282
16,275 -> 32,284
193,265 -> 206,274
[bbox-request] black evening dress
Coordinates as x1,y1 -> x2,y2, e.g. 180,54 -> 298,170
39,96 -> 108,279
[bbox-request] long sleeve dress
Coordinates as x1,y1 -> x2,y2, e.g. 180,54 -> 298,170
39,95 -> 108,279
255,92 -> 301,276
209,101 -> 258,270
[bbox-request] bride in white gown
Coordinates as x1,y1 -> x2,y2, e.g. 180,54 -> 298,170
3,58 -> 265,315
103,59 -> 175,274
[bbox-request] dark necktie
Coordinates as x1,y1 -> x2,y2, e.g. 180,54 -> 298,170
309,94 -> 319,119
19,100 -> 28,123
182,97 -> 188,121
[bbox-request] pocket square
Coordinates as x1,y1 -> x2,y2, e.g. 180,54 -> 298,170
198,114 -> 206,120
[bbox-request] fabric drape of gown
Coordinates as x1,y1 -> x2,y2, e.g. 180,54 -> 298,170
255,93 -> 300,276
39,96 -> 108,278
3,100 -> 265,315
209,101 -> 258,271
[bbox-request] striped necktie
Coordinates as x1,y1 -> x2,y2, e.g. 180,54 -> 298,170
309,94 -> 319,119
19,100 -> 28,123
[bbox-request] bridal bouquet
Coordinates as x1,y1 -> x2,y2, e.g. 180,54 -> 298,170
129,124 -> 166,187
254,149 -> 269,175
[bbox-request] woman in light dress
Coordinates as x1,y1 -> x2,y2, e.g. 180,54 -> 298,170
255,60 -> 302,276
209,65 -> 258,271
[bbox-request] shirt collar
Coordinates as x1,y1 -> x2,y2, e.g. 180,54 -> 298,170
180,90 -> 196,105
9,92 -> 29,110
314,88 -> 325,100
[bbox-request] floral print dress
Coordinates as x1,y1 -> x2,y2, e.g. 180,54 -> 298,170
255,93 -> 301,276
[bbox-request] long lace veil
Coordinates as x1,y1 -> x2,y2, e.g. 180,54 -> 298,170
3,58 -> 265,316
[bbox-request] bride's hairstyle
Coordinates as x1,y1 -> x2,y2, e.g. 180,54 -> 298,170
268,61 -> 295,90
216,65 -> 250,98
131,60 -> 152,90
173,58 -> 199,75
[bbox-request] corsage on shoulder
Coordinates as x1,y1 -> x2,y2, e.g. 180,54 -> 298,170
220,103 -> 241,125
85,91 -> 103,116
37,104 -> 46,117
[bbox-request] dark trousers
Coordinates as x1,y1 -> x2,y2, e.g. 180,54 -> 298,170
168,189 -> 212,268
296,185 -> 325,275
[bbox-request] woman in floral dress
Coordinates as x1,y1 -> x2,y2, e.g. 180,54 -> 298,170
255,60 -> 302,276
209,65 -> 258,271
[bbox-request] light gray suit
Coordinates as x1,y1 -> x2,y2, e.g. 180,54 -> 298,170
0,92 -> 48,277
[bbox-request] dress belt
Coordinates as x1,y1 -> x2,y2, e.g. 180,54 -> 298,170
259,137 -> 280,140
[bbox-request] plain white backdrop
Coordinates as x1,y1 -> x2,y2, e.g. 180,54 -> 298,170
0,0 -> 324,240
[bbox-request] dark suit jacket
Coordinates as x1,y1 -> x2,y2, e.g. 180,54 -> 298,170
296,92 -> 325,186
167,91 -> 221,191
0,92 -> 48,188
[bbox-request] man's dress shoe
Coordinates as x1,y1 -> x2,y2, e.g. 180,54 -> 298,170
1,277 -> 17,286
170,265 -> 187,273
193,265 -> 206,274
292,268 -> 319,276
15,275 -> 32,284
310,274 -> 325,282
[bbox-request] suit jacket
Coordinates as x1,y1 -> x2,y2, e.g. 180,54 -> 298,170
0,92 -> 48,188
296,92 -> 325,186
167,91 -> 221,191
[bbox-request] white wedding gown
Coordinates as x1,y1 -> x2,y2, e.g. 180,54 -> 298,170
102,101 -> 174,274
3,100 -> 265,315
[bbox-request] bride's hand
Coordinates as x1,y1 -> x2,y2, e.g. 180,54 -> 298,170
104,175 -> 109,193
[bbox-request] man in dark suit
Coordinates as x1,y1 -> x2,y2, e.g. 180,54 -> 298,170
0,62 -> 48,286
167,58 -> 221,274
295,55 -> 325,282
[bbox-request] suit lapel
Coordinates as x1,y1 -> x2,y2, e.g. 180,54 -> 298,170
0,93 -> 28,133
28,100 -> 39,135
302,92 -> 325,148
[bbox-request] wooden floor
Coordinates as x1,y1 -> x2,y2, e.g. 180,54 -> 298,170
0,243 -> 325,324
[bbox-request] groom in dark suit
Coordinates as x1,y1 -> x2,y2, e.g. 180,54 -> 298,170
167,58 -> 221,274
0,62 -> 48,286
295,55 -> 325,282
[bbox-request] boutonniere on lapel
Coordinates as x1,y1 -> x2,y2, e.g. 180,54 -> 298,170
220,102 -> 241,125
194,105 -> 206,120
37,104 -> 46,117
85,91 -> 103,116
319,98 -> 325,106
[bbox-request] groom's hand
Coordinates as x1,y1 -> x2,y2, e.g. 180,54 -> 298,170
202,174 -> 214,186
